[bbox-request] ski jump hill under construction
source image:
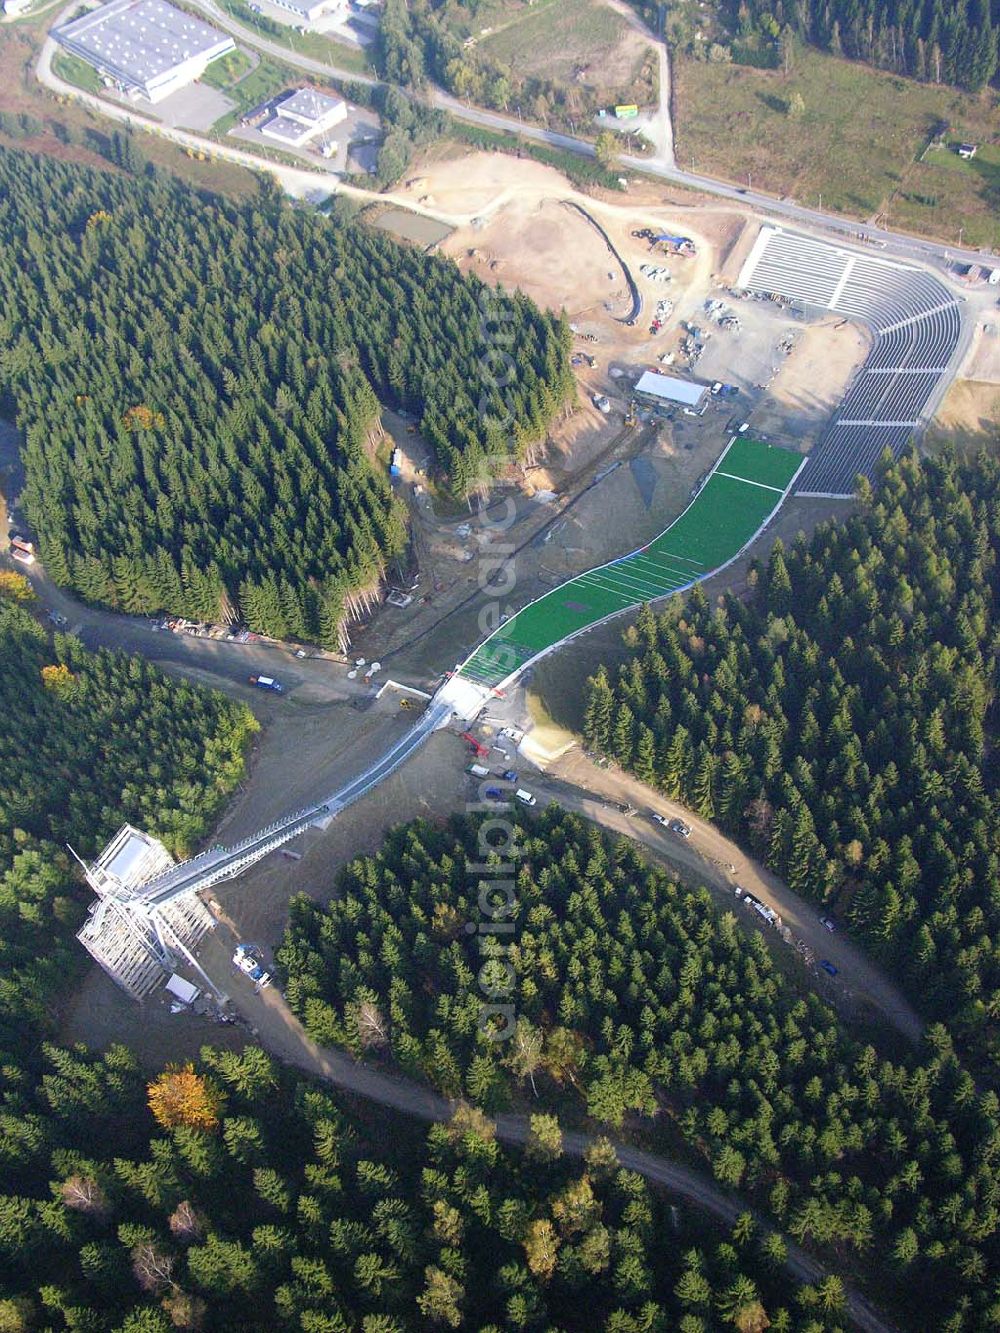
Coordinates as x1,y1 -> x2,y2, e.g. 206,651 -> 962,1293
80,228 -> 970,1001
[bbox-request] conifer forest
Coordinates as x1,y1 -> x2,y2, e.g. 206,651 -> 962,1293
0,147 -> 572,645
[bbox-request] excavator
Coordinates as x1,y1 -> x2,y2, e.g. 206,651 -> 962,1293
632,228 -> 696,258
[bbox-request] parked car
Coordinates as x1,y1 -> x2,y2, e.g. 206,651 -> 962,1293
500,769 -> 519,783
820,959 -> 838,977
668,819 -> 691,837
820,915 -> 836,932
515,789 -> 537,806
651,812 -> 670,827
484,787 -> 505,800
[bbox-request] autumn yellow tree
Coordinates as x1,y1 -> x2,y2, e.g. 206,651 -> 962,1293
524,1218 -> 559,1279
123,404 -> 165,431
40,663 -> 78,699
148,1064 -> 225,1132
0,571 -> 35,603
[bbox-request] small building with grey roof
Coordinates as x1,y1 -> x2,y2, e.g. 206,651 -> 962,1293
260,86 -> 347,145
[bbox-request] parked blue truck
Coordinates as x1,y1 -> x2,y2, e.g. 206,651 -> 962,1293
249,675 -> 283,693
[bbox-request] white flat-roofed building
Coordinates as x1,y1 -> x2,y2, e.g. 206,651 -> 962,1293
259,114 -> 315,146
260,86 -> 346,144
268,0 -> 346,24
634,370 -> 709,413
53,0 -> 235,103
4,0 -> 35,18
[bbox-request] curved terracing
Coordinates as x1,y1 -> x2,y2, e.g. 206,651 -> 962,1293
738,227 -> 966,497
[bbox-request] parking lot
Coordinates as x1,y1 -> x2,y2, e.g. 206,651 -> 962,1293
114,81 -> 236,132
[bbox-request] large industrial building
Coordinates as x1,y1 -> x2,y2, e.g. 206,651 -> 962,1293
634,370 -> 710,415
53,0 -> 235,103
260,86 -> 347,146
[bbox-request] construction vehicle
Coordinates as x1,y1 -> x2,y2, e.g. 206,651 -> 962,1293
632,228 -> 696,258
400,697 -> 417,710
624,400 -> 638,427
249,675 -> 283,693
232,944 -> 271,989
462,731 -> 489,758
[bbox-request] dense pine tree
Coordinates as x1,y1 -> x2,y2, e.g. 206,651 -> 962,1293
0,147 -> 571,644
583,449 -> 1000,1067
705,0 -> 999,90
0,580 -> 853,1333
278,804 -> 1000,1330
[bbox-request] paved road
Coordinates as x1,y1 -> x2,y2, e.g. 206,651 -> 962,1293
15,553 -> 371,704
202,919 -> 895,1333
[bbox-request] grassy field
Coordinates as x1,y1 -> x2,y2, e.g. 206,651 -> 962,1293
459,437 -> 803,687
51,49 -> 104,95
674,48 -> 1000,247
217,0 -> 372,76
208,54 -> 302,133
199,47 -> 255,89
487,0 -> 655,107
481,0 -> 628,78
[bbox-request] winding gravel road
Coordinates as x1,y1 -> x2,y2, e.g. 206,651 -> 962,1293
196,922 -> 896,1333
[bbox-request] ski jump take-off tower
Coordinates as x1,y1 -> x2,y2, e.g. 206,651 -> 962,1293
77,699 -> 458,1001
76,808 -> 329,1000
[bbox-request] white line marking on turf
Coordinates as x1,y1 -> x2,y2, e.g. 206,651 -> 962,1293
714,471 -> 786,493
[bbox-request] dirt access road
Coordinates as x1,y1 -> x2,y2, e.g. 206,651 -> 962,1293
527,748 -> 924,1045
603,0 -> 675,167
186,911 -> 895,1333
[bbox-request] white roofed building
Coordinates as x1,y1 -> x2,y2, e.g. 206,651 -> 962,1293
86,823 -> 175,896
53,0 -> 235,103
268,0 -> 347,24
261,87 -> 347,146
634,370 -> 709,414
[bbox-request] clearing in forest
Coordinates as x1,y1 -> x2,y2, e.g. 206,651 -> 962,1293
458,435 -> 805,687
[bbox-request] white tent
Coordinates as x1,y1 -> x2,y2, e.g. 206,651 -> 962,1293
165,973 -> 199,1005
